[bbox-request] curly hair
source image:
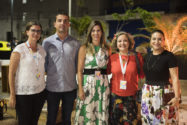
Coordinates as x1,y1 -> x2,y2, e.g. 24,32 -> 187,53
111,31 -> 135,53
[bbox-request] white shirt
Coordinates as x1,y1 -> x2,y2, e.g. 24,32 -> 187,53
13,43 -> 46,95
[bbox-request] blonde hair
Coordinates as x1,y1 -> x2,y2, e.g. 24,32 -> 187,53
85,20 -> 109,54
111,31 -> 135,53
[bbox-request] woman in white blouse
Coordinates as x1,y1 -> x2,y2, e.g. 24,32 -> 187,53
9,21 -> 46,125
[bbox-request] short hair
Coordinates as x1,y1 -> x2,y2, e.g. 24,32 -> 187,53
55,10 -> 69,21
111,31 -> 135,53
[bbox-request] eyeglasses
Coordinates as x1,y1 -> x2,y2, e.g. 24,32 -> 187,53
30,29 -> 42,34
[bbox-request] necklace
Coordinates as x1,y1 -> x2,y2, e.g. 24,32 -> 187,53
25,41 -> 40,80
146,53 -> 160,71
119,52 -> 130,80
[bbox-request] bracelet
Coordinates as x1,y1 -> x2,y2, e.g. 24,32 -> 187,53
174,97 -> 180,101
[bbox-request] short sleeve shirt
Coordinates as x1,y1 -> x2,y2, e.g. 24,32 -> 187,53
13,43 -> 46,95
143,50 -> 177,83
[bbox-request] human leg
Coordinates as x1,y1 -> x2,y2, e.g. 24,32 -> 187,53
31,89 -> 47,125
109,93 -> 137,125
61,89 -> 77,125
16,95 -> 33,125
46,90 -> 61,125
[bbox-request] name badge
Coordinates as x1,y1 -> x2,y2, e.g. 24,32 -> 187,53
95,71 -> 101,80
120,80 -> 127,90
36,72 -> 41,80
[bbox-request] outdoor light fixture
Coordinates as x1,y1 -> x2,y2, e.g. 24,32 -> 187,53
22,12 -> 27,22
22,0 -> 27,4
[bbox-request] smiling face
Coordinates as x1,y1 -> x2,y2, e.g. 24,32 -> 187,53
117,34 -> 130,53
26,25 -> 41,43
91,25 -> 102,46
150,32 -> 165,51
54,14 -> 70,34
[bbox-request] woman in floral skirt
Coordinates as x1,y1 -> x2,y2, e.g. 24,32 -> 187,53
107,31 -> 144,125
141,29 -> 181,124
74,20 -> 110,125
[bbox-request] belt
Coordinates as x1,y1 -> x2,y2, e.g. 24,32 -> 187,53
83,68 -> 107,75
146,81 -> 170,86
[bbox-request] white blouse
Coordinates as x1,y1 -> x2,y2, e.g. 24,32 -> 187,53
13,43 -> 46,95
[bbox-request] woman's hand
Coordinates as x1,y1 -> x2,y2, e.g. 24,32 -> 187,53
9,52 -> 20,109
9,95 -> 16,108
169,67 -> 180,107
168,97 -> 180,107
78,88 -> 85,100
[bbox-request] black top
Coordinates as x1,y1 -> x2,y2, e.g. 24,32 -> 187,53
143,50 -> 177,85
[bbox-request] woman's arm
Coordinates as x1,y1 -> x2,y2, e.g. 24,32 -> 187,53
77,45 -> 86,100
9,52 -> 20,108
169,67 -> 180,106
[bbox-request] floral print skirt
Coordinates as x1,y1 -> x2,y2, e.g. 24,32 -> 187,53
141,84 -> 179,125
109,93 -> 138,125
74,75 -> 110,125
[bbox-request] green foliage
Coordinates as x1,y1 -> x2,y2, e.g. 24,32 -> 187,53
112,0 -> 137,31
112,7 -> 160,32
121,0 -> 134,10
112,13 -> 123,21
112,10 -> 136,21
111,0 -> 161,32
112,9 -> 137,31
100,21 -> 107,33
125,0 -> 134,8
134,7 -> 161,28
70,16 -> 92,36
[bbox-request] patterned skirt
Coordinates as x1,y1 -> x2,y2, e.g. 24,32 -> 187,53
109,93 -> 138,125
141,84 -> 179,125
74,75 -> 110,125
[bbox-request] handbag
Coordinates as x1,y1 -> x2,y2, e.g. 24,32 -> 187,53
162,92 -> 175,106
136,89 -> 142,103
0,99 -> 7,120
134,52 -> 144,103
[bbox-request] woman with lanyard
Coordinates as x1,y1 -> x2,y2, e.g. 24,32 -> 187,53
9,21 -> 46,125
141,29 -> 180,124
107,31 -> 144,125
